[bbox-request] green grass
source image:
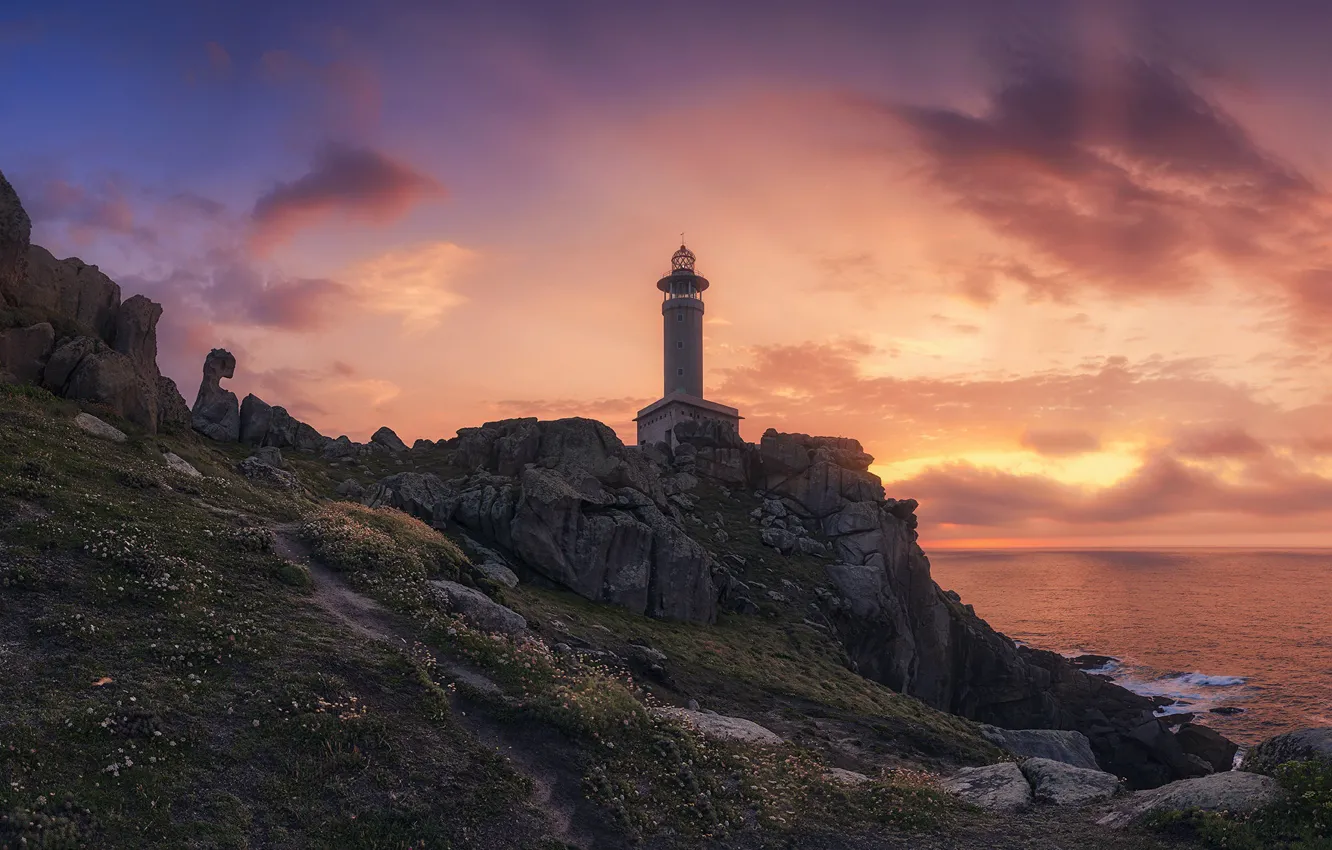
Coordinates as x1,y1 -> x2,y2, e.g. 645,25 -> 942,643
0,390 -> 538,848
1146,760 -> 1332,849
504,478 -> 1000,767
297,493 -> 975,844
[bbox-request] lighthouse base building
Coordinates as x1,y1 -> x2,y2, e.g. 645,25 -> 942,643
635,243 -> 742,447
635,392 -> 741,448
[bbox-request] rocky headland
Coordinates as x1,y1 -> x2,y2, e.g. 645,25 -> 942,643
3,166 -> 1329,849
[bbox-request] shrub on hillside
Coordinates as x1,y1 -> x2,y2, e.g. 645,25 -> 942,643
1147,759 -> 1332,848
301,502 -> 466,584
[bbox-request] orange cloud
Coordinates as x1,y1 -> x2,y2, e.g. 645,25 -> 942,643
341,241 -> 472,331
883,53 -> 1332,337
250,145 -> 443,251
1020,428 -> 1103,456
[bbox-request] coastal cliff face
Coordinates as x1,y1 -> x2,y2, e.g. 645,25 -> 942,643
366,418 -> 1222,788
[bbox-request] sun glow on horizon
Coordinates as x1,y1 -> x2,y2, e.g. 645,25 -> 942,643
875,443 -> 1144,491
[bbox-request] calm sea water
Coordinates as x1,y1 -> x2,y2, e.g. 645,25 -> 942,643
928,549 -> 1332,747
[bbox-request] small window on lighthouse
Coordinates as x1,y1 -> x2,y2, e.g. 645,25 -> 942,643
677,368 -> 684,376
676,341 -> 683,349
676,313 -> 683,322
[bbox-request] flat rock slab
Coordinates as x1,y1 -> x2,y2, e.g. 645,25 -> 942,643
1242,727 -> 1332,775
1021,757 -> 1122,806
475,561 -> 519,588
75,412 -> 126,442
163,452 -> 201,478
427,580 -> 527,636
944,762 -> 1032,812
1097,770 -> 1282,828
980,725 -> 1101,771
825,767 -> 872,785
654,708 -> 783,746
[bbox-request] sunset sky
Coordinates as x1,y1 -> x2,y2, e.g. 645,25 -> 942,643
5,0 -> 1332,546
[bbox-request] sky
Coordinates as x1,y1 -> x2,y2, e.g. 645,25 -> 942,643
4,0 -> 1332,547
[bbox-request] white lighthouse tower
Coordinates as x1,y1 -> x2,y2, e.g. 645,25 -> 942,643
635,243 -> 742,447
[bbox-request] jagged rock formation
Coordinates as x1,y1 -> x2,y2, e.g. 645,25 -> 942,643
371,426 -> 408,453
0,170 -> 31,303
24,245 -> 122,340
364,417 -> 716,625
672,426 -> 1223,789
0,170 -> 187,430
0,321 -> 53,383
238,394 -> 273,444
237,392 -> 326,452
1241,727 -> 1332,775
44,336 -> 160,429
360,415 -> 1236,787
191,348 -> 240,442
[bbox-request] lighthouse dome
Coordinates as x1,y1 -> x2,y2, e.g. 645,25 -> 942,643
670,243 -> 696,272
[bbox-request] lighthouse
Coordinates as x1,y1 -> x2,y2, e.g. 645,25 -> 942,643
635,243 -> 742,447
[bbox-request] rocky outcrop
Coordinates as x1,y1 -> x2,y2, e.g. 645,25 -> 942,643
672,419 -> 756,486
0,322 -> 54,383
235,390 -> 326,452
163,452 -> 201,478
237,455 -> 298,489
365,418 -> 716,624
156,376 -> 191,431
1242,727 -> 1332,775
0,169 -> 31,306
264,406 -> 325,452
43,336 -> 158,429
475,561 -> 519,588
979,726 -> 1100,771
191,349 -> 239,442
74,412 -> 127,443
1020,758 -> 1122,806
669,424 -> 1235,789
1097,770 -> 1282,828
23,245 -> 121,340
335,478 -> 365,500
1176,723 -> 1238,774
653,708 -> 783,746
112,295 -> 188,431
239,394 -> 273,444
427,580 -> 527,635
759,430 -> 881,517
111,295 -> 160,365
943,762 -> 1032,812
371,426 -> 408,453
251,446 -> 284,468
0,172 -> 184,432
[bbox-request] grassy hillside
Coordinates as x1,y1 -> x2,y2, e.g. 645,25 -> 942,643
0,385 -> 1198,849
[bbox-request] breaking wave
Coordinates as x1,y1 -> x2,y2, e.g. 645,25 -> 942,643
1063,652 -> 1249,714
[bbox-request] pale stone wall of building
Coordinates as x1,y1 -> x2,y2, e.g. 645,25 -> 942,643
636,398 -> 739,447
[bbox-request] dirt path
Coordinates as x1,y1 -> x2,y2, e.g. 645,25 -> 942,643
274,524 -> 619,850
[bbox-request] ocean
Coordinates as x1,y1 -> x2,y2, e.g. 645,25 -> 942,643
927,548 -> 1332,748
